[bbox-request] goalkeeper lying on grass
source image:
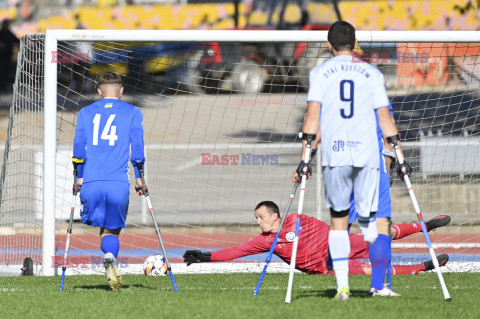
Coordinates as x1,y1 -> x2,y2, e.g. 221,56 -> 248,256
183,201 -> 450,275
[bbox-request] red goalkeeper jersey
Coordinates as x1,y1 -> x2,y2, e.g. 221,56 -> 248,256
211,214 -> 331,274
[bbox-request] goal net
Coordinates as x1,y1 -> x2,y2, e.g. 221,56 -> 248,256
0,30 -> 479,277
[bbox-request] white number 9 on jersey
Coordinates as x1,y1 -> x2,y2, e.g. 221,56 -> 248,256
92,114 -> 118,146
340,80 -> 354,119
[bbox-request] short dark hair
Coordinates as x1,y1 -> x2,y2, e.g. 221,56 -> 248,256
328,21 -> 356,52
255,201 -> 280,218
97,71 -> 123,88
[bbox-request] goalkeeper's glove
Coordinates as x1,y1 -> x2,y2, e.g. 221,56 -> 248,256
396,160 -> 412,180
183,250 -> 211,266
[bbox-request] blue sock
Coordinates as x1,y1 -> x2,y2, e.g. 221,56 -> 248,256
369,234 -> 390,290
101,235 -> 120,258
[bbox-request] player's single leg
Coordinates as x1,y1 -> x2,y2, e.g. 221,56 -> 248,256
81,181 -> 121,291
101,229 -> 121,258
391,215 -> 451,240
347,232 -> 397,296
353,167 -> 379,244
353,167 -> 397,296
101,181 -> 129,291
330,212 -> 350,300
369,222 -> 397,298
369,229 -> 398,297
324,166 -> 354,300
368,153 -> 395,296
102,228 -> 122,291
348,166 -> 394,295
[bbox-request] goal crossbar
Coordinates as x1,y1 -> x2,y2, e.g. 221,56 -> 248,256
46,30 -> 480,43
42,30 -> 480,276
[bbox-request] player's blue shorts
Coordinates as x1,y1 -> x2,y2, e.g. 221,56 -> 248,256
349,153 -> 391,223
80,181 -> 130,229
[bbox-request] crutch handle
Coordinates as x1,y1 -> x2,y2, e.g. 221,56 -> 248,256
72,159 -> 83,195
133,160 -> 149,196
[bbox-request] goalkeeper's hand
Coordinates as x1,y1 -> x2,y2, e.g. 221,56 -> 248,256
183,250 -> 211,266
396,160 -> 412,180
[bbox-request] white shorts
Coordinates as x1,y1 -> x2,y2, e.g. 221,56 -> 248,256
323,166 -> 379,218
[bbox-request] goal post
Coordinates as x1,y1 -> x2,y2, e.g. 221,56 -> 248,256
43,29 -> 333,277
1,30 -> 479,277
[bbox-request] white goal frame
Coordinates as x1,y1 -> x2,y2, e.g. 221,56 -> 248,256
43,30 -> 480,276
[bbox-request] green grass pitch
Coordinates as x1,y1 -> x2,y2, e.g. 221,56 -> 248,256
0,273 -> 478,318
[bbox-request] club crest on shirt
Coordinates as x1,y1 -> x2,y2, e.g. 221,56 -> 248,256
286,232 -> 295,242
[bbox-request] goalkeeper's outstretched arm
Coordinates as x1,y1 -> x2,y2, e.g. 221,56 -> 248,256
183,235 -> 270,266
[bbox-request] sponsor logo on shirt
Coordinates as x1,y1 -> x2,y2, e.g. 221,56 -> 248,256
286,232 -> 295,242
333,140 -> 345,152
333,140 -> 363,152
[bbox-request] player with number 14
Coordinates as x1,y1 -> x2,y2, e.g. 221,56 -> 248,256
72,71 -> 146,291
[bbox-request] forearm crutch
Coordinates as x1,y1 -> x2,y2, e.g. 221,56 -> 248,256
253,180 -> 300,296
134,160 -> 179,292
387,136 -> 451,301
60,159 -> 82,291
285,134 -> 314,304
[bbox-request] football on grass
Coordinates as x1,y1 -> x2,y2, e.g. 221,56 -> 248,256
143,254 -> 168,276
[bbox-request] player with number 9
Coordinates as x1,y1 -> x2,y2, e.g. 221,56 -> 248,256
72,71 -> 146,291
294,21 -> 408,300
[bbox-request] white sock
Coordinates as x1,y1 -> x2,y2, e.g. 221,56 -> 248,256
329,230 -> 350,290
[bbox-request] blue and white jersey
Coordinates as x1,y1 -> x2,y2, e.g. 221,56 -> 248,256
307,55 -> 389,168
73,98 -> 145,183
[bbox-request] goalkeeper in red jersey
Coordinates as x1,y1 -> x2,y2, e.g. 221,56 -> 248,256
183,201 -> 450,275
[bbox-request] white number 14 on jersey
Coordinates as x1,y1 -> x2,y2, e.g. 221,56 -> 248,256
92,114 -> 118,146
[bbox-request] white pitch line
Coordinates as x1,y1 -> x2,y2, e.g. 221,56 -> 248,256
6,140 -> 478,152
392,243 -> 480,249
146,143 -> 303,150
176,157 -> 202,171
